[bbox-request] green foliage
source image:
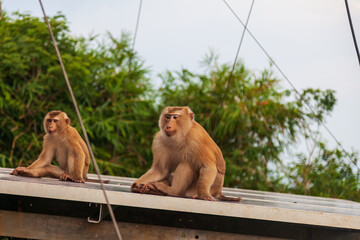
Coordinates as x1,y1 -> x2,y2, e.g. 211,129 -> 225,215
0,12 -> 157,176
288,143 -> 360,200
158,55 -> 359,200
0,12 -> 358,201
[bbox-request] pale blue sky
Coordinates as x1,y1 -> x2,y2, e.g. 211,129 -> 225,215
3,0 -> 360,156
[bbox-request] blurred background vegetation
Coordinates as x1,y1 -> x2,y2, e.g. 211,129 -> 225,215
0,12 -> 359,201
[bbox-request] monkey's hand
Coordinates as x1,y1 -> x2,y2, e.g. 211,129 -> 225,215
143,182 -> 167,195
131,182 -> 141,193
131,182 -> 166,196
131,182 -> 152,193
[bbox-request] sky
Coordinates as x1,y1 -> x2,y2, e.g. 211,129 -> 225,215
3,0 -> 360,157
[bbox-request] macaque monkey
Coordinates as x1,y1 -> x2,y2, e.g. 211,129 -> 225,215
11,110 -> 90,183
131,106 -> 241,202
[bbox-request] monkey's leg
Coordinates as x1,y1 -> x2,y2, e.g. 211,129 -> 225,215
46,165 -> 65,179
66,149 -> 85,183
210,172 -> 224,196
151,163 -> 194,197
12,165 -> 64,179
136,167 -> 169,184
211,173 -> 241,202
193,167 -> 217,201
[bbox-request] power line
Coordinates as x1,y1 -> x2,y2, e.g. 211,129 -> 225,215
220,0 -> 256,108
222,0 -> 359,171
113,0 -> 143,159
132,0 -> 143,50
38,1 -> 122,239
214,0 -> 255,130
344,0 -> 360,67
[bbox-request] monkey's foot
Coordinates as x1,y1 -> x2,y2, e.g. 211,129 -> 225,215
192,194 -> 216,201
11,167 -> 40,178
60,173 -> 84,183
11,167 -> 25,175
72,178 -> 85,183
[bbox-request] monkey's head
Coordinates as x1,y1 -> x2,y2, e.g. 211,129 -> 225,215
159,106 -> 194,137
43,110 -> 70,135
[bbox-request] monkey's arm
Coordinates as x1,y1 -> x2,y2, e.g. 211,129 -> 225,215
28,139 -> 55,169
10,139 -> 55,176
135,166 -> 170,185
132,162 -> 171,194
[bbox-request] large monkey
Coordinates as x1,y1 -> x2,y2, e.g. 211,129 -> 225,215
11,110 -> 90,183
131,106 -> 241,201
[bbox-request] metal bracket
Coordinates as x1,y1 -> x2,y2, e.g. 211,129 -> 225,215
87,203 -> 118,223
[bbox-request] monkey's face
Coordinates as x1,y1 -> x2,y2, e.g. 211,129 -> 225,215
46,117 -> 60,135
43,111 -> 70,135
160,107 -> 194,137
164,113 -> 179,137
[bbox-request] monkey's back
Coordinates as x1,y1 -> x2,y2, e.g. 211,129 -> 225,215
186,121 -> 226,174
63,126 -> 90,178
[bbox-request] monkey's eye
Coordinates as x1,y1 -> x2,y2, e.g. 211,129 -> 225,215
47,119 -> 59,123
172,114 -> 179,120
165,114 -> 171,120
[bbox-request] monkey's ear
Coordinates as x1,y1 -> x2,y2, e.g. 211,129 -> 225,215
62,112 -> 71,125
65,118 -> 70,125
190,112 -> 194,121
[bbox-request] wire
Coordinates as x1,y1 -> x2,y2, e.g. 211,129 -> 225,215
132,0 -> 143,50
113,0 -> 143,159
220,0 -> 255,108
344,0 -> 360,67
222,0 -> 359,171
38,1 -> 122,239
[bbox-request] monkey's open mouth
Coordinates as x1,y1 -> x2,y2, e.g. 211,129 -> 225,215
49,130 -> 57,135
165,131 -> 176,137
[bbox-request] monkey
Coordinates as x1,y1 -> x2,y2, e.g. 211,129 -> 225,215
11,110 -> 90,183
131,106 -> 241,202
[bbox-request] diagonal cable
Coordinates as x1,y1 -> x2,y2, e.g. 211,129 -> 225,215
220,0 -> 255,108
132,0 -> 143,50
38,1 -> 122,239
113,0 -> 143,159
223,0 -> 359,171
344,0 -> 360,67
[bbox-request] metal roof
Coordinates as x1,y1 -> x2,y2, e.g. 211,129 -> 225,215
0,167 -> 359,230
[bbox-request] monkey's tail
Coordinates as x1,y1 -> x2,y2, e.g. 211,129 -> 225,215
218,194 -> 242,202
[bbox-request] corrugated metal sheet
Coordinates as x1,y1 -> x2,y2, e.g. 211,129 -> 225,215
0,167 -> 359,231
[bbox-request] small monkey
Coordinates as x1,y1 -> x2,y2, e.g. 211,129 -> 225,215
11,110 -> 90,183
131,106 -> 241,201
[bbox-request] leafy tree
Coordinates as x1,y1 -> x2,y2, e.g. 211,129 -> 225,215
0,12 -> 358,201
0,12 -> 157,176
287,143 -> 359,200
158,54 -> 359,200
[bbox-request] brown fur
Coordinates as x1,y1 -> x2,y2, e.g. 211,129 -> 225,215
11,110 -> 90,183
131,106 -> 241,201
